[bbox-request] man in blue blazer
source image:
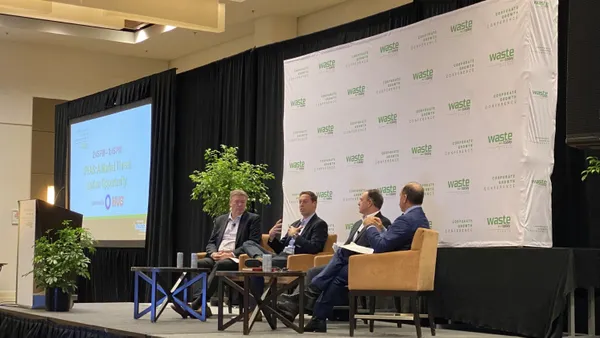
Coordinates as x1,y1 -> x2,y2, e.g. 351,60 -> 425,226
304,182 -> 430,332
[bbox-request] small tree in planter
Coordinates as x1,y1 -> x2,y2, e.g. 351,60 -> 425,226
582,156 -> 600,181
189,145 -> 275,217
25,221 -> 96,311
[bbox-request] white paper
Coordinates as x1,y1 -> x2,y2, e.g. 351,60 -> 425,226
229,257 -> 240,264
339,243 -> 374,255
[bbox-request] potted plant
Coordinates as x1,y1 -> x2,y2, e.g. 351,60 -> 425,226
189,144 -> 275,217
25,221 -> 96,311
582,156 -> 600,181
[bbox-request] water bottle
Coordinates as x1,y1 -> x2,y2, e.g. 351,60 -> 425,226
176,252 -> 184,268
190,253 -> 198,268
262,254 -> 272,272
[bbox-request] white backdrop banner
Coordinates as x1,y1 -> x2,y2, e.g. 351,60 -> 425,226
282,0 -> 557,247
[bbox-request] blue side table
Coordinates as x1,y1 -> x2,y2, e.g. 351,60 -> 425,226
131,267 -> 209,323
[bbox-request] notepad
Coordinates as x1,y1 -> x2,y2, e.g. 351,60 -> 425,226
340,242 -> 374,255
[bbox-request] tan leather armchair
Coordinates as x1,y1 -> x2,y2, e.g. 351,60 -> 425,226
347,228 -> 439,338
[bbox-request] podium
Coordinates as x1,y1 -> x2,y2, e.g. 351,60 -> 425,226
16,199 -> 83,308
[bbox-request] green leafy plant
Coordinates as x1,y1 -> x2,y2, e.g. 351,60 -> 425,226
25,221 -> 96,294
189,145 -> 275,218
582,156 -> 600,181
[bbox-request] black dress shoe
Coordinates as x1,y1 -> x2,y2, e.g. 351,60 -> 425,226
171,304 -> 189,318
280,292 -> 300,303
277,299 -> 299,322
304,317 -> 327,332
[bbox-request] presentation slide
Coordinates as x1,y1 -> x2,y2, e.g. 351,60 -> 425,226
69,102 -> 152,242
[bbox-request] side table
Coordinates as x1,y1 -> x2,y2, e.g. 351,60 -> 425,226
131,267 -> 209,323
216,270 -> 306,335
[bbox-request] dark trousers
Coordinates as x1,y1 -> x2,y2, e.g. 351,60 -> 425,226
191,257 -> 238,309
310,249 -> 351,320
242,240 -> 289,268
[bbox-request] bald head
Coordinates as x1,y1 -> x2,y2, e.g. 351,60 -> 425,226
400,182 -> 424,211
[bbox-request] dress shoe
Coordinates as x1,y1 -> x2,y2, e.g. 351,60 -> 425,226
280,292 -> 300,303
304,317 -> 327,332
277,298 -> 299,322
171,304 -> 189,318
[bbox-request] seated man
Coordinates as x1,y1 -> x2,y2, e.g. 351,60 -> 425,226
171,189 -> 261,318
277,189 -> 392,318
243,191 -> 328,268
305,182 -> 430,332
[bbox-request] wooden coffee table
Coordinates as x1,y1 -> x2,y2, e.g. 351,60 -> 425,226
216,270 -> 306,335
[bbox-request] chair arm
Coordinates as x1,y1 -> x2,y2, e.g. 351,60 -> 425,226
314,254 -> 333,267
287,254 -> 315,272
197,252 -> 207,260
348,251 -> 421,291
238,254 -> 250,270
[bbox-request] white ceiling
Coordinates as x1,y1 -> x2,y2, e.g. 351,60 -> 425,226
0,0 -> 348,60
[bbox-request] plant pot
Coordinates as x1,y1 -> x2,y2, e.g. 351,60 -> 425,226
45,287 -> 71,312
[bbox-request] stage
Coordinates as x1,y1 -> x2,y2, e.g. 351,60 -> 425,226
0,302 -> 513,338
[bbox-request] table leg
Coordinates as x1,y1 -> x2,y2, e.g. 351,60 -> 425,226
243,276 -> 250,335
298,276 -> 304,332
133,271 -> 140,319
218,275 -> 224,331
569,291 -> 575,337
589,287 -> 596,336
151,270 -> 157,323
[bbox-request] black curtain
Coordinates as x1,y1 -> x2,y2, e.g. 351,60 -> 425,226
55,69 -> 176,300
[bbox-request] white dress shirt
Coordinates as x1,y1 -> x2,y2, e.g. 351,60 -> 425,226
352,211 -> 379,242
218,213 -> 241,252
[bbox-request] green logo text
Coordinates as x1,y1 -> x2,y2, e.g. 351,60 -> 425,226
347,86 -> 366,96
316,191 -> 333,200
487,215 -> 511,227
379,185 -> 397,196
533,179 -> 548,186
488,132 -> 513,145
489,48 -> 515,62
378,113 -> 397,125
380,42 -> 399,54
448,178 -> 470,190
451,20 -> 473,33
289,161 -> 305,170
346,153 -> 365,164
533,90 -> 548,98
317,125 -> 334,135
319,60 -> 336,70
448,99 -> 471,111
290,98 -> 306,107
413,69 -> 434,81
411,144 -> 433,156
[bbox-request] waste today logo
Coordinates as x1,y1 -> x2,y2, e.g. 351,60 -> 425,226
316,190 -> 334,201
317,124 -> 334,136
347,85 -> 366,98
450,19 -> 473,34
486,215 -> 512,231
447,178 -> 470,193
346,153 -> 365,165
379,185 -> 397,197
413,69 -> 434,82
288,160 -> 305,172
532,90 -> 548,98
532,179 -> 548,187
489,48 -> 515,66
448,98 -> 471,114
318,59 -> 336,72
377,113 -> 397,127
487,132 -> 513,147
411,144 -> 433,158
290,97 -> 306,109
379,41 -> 399,56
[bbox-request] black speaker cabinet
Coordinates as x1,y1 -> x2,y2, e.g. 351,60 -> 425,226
565,0 -> 600,148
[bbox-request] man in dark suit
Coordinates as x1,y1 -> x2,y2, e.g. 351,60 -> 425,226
305,182 -> 430,332
277,189 -> 392,320
242,191 -> 328,268
171,189 -> 261,318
